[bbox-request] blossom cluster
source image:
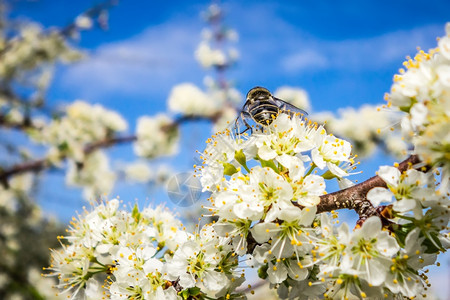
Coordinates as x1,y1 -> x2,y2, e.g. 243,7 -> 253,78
322,104 -> 409,158
0,23 -> 82,131
196,112 -> 448,298
195,4 -> 239,69
45,24 -> 450,300
47,111 -> 449,299
386,22 -> 450,192
0,23 -> 82,81
31,100 -> 128,162
45,199 -> 245,300
273,86 -> 311,112
166,82 -> 241,124
134,114 -> 180,159
27,101 -> 127,198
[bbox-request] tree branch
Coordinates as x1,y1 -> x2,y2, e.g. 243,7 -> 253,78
0,159 -> 47,188
0,114 -> 35,130
315,155 -> 421,214
0,135 -> 137,187
246,155 -> 425,253
84,135 -> 137,154
0,113 -> 221,186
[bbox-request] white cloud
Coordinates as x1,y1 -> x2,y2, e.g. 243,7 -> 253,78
222,2 -> 444,75
274,25 -> 443,73
279,25 -> 443,74
60,19 -> 205,102
281,49 -> 328,72
58,1 -> 446,103
324,25 -> 441,69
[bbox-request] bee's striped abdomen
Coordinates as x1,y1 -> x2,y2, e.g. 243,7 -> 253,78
249,100 -> 279,125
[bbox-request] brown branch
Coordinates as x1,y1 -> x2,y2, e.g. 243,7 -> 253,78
0,159 -> 48,188
168,113 -> 222,129
0,113 -> 220,186
290,155 -> 424,227
296,154 -> 424,227
246,155 -> 425,253
84,135 -> 137,154
0,135 -> 137,187
315,155 -> 421,213
0,114 -> 35,130
0,1 -> 117,58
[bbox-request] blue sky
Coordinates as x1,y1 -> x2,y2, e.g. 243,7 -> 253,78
11,0 -> 450,120
11,0 -> 447,200
9,1 -> 450,296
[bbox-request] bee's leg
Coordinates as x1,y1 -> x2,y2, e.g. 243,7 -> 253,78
234,111 -> 248,134
234,113 -> 245,135
239,111 -> 253,135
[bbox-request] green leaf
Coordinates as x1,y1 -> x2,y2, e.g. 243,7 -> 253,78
58,141 -> 69,152
422,232 -> 444,253
258,157 -> 279,174
234,149 -> 246,165
258,264 -> 268,279
180,289 -> 189,299
399,106 -> 411,113
223,162 -> 238,176
234,149 -> 250,172
188,287 -> 201,296
179,287 -> 202,299
131,204 -> 141,221
321,170 -> 337,180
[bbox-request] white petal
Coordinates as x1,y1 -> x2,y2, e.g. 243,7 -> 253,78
410,102 -> 428,128
203,271 -> 229,292
267,261 -> 288,284
337,177 -> 355,189
298,206 -> 317,226
179,272 -> 196,288
376,231 -> 400,257
276,206 -> 303,222
359,216 -> 381,238
393,198 -> 417,213
311,148 -> 326,169
252,244 -> 272,264
365,258 -> 387,286
327,162 -> 348,177
286,261 -> 309,281
367,187 -> 393,206
258,144 -> 277,160
377,166 -> 400,186
250,222 -> 278,243
437,64 -> 450,88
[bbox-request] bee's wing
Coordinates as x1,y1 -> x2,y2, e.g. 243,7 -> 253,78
273,96 -> 308,117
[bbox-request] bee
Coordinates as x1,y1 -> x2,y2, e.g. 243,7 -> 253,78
235,86 -> 308,134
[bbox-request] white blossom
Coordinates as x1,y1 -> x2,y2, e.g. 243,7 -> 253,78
340,217 -> 400,286
123,161 -> 152,182
167,83 -> 218,117
134,114 -> 179,158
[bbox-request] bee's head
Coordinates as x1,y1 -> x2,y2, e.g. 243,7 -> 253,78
247,86 -> 271,102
